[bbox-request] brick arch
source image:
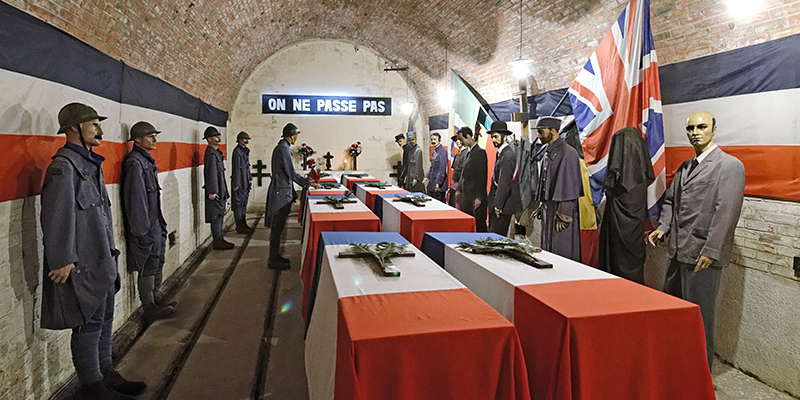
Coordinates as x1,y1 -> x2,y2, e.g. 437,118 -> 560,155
8,0 -> 800,119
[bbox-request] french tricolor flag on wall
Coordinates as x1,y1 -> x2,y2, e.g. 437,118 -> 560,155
568,0 -> 666,221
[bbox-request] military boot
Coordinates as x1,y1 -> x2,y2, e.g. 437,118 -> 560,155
77,382 -> 136,400
143,303 -> 174,324
102,368 -> 147,396
213,239 -> 235,250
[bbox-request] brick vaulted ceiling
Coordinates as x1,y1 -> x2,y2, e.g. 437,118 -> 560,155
7,0 -> 798,115
6,0 -> 613,114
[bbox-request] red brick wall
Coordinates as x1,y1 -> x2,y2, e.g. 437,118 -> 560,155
8,0 -> 800,118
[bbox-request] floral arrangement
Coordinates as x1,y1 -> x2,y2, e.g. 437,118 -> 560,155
298,143 -> 315,158
348,142 -> 362,157
305,158 -> 317,168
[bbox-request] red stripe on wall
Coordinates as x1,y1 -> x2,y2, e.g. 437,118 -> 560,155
2,134 -> 226,202
664,146 -> 800,200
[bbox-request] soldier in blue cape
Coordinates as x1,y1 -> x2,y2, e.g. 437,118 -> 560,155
122,121 -> 175,324
41,103 -> 146,399
533,117 -> 583,261
231,131 -> 254,234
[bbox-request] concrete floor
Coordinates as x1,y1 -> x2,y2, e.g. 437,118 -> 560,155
110,211 -> 796,400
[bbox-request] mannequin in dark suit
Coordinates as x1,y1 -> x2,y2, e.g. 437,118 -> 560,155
487,121 -> 522,236
456,127 -> 487,232
648,111 -> 745,368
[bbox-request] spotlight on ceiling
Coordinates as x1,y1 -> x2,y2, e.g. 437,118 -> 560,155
438,88 -> 454,107
727,0 -> 764,19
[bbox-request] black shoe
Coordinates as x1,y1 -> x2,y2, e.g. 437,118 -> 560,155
77,381 -> 137,400
236,225 -> 254,234
102,369 -> 147,396
143,303 -> 174,324
268,256 -> 291,270
213,239 -> 235,250
155,297 -> 178,308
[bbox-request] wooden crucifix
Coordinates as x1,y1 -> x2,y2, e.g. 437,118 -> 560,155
456,238 -> 553,269
322,152 -> 335,171
251,160 -> 270,186
336,242 -> 415,277
392,194 -> 432,207
364,182 -> 391,189
315,195 -> 357,210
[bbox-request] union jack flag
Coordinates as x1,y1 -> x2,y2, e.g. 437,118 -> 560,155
568,0 -> 666,220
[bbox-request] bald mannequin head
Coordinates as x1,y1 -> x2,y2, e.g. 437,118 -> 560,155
685,111 -> 716,155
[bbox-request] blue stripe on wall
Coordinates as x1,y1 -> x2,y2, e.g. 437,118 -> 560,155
435,34 -> 800,123
660,34 -> 800,105
0,1 -> 228,125
0,2 -> 122,101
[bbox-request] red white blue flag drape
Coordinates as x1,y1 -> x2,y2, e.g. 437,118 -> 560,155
568,0 -> 666,220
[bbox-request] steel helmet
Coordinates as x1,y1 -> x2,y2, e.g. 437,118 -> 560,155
237,131 -> 251,141
203,126 -> 221,139
57,103 -> 106,134
130,121 -> 161,140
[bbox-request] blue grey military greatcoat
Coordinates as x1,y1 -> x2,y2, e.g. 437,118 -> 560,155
40,143 -> 119,330
266,138 -> 310,222
122,145 -> 167,273
426,144 -> 448,194
204,146 -> 229,223
231,144 -> 251,207
404,144 -> 425,192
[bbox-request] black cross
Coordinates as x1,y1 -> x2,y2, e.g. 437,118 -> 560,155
322,151 -> 335,171
251,159 -> 270,186
390,160 -> 402,183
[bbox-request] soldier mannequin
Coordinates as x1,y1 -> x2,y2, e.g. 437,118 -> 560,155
122,121 -> 175,324
424,132 -> 448,202
266,123 -> 312,269
231,131 -> 254,234
41,103 -> 145,399
404,132 -> 425,192
204,126 -> 234,250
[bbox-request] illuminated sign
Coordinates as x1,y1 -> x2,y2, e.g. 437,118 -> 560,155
261,94 -> 392,116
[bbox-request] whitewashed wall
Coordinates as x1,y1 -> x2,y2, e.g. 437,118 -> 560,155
644,197 -> 800,396
229,39 -> 426,207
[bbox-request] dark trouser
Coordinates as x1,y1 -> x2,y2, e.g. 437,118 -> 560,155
233,204 -> 247,227
430,190 -> 446,203
269,202 -> 292,260
233,191 -> 249,227
138,253 -> 165,305
489,211 -> 513,237
447,189 -> 457,207
462,197 -> 488,232
210,214 -> 224,240
71,288 -> 115,385
665,258 -> 722,368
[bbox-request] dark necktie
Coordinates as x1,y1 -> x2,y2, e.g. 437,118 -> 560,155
688,158 -> 699,175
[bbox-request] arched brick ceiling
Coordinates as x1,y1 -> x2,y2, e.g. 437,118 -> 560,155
8,0 -> 533,113
10,0 -> 799,117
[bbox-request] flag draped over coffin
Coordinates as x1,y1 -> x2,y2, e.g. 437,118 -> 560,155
567,0 -> 666,220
